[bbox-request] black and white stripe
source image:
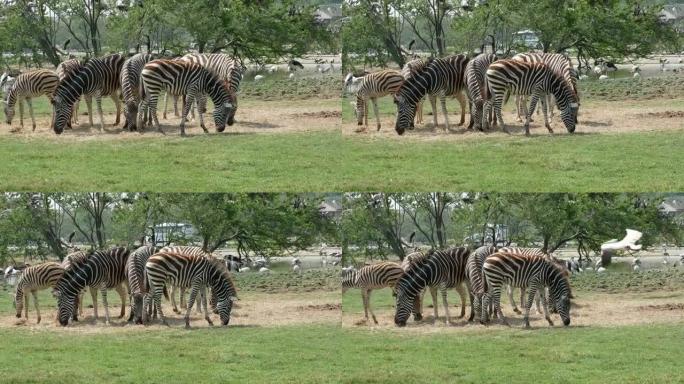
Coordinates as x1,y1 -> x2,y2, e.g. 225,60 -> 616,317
483,251 -> 572,328
483,59 -> 579,135
2,69 -> 59,131
466,245 -> 497,324
394,55 -> 469,135
342,261 -> 404,324
120,53 -> 155,131
394,247 -> 471,326
14,262 -> 64,324
400,58 -> 428,124
146,251 -> 238,328
55,58 -> 84,126
349,69 -> 404,131
126,245 -> 157,324
138,59 -> 236,136
158,245 -> 213,313
52,54 -> 125,134
464,53 -> 497,131
54,247 -> 131,326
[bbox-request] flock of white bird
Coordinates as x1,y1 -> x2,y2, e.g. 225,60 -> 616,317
583,56 -> 684,81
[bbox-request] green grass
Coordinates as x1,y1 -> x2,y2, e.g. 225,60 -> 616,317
1,323 -> 683,383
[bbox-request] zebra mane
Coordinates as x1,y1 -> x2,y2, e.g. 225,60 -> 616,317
206,256 -> 238,296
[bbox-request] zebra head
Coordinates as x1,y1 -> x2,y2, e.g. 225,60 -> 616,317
51,95 -> 72,134
550,279 -> 572,326
394,285 -> 414,327
393,94 -> 416,135
54,289 -> 77,326
560,102 -> 579,133
2,100 -> 13,124
225,87 -> 238,127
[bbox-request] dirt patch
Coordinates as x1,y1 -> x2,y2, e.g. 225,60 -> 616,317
291,110 -> 341,119
297,303 -> 341,311
636,111 -> 684,119
638,303 -> 684,311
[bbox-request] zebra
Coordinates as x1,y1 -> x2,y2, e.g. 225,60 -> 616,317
348,69 -> 404,132
60,249 -> 127,320
341,261 -> 404,324
52,54 -> 125,134
394,55 -> 469,135
483,251 -> 572,328
126,244 -> 157,324
482,59 -> 579,136
13,262 -> 65,324
394,247 -> 471,327
146,251 -> 238,328
512,53 -> 579,123
55,59 -> 83,127
53,247 -> 131,326
464,53 -> 498,131
466,245 -> 497,324
138,59 -> 236,136
2,69 -> 59,132
120,53 -> 155,131
400,58 -> 428,125
158,245 -> 215,314
180,53 -> 243,126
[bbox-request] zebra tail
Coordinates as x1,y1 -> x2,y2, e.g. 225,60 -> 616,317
163,285 -> 169,300
503,89 -> 510,105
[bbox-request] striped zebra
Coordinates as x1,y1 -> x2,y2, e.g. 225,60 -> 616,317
55,58 -> 84,127
466,245 -> 497,324
120,53 -> 155,131
483,251 -> 572,328
348,69 -> 404,132
158,245 -> 214,313
464,53 -> 498,131
13,262 -> 64,324
126,244 -> 157,324
394,55 -> 469,135
394,247 -> 471,326
146,251 -> 238,328
483,59 -> 579,136
181,53 -> 243,126
138,59 -> 236,136
342,261 -> 404,324
53,247 -> 130,326
52,54 -> 125,134
512,53 -> 579,122
2,69 -> 59,131
401,58 -> 428,125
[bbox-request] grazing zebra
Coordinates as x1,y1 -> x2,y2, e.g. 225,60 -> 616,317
60,249 -> 127,320
146,251 -> 238,328
483,251 -> 572,328
348,69 -> 404,132
181,53 -> 243,126
120,53 -> 155,131
466,245 -> 497,324
138,59 -> 236,136
394,55 -> 469,135
342,261 -> 404,324
52,54 -> 125,134
126,244 -> 157,324
464,53 -> 498,131
483,59 -> 579,136
14,262 -> 64,324
55,59 -> 84,126
54,247 -> 130,326
2,69 -> 59,131
394,247 -> 471,326
400,58 -> 428,124
512,53 -> 579,122
158,245 -> 214,313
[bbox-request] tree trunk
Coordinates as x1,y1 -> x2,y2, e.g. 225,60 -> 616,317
601,250 -> 613,266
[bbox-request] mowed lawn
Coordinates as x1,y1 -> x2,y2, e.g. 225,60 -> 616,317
1,323 -> 683,383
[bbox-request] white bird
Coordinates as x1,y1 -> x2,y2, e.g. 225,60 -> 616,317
293,264 -> 301,274
597,267 -> 606,273
238,267 -> 251,273
633,264 -> 640,272
579,74 -> 589,80
344,73 -> 364,94
268,65 -> 278,73
678,58 -> 683,64
258,267 -> 270,273
593,66 -> 604,75
601,229 -> 643,252
599,74 -> 609,80
631,64 -> 640,73
663,257 -> 668,265
254,74 -> 265,82
291,257 -> 301,266
288,73 -> 295,80
633,72 -> 641,78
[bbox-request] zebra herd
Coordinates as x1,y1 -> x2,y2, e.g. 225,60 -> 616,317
2,52 -> 243,136
345,52 -> 580,136
342,245 -> 573,328
11,245 -> 238,328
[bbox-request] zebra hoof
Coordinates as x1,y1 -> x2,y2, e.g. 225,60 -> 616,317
513,308 -> 521,314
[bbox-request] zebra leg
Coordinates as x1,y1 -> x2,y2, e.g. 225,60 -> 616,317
455,284 -> 467,318
429,286 -> 439,323
201,287 -> 213,326
197,287 -> 204,313
163,92 -> 169,119
371,97 -> 381,131
26,98 -> 36,131
184,284 -> 201,329
153,285 -> 168,326
524,94 -> 540,136
456,91 -> 466,126
539,287 -> 554,326
127,292 -> 135,323
179,93 -> 195,136
361,289 -> 370,323
136,100 -> 147,132
494,96 -> 508,133
171,286 -> 180,313
439,95 -> 450,131
440,288 -> 451,325
90,287 -> 98,320
95,95 -> 105,132
174,95 -> 179,118
429,95 -> 438,128
507,285 -> 520,314
111,94 -> 121,126
116,283 -> 126,318
522,284 -> 538,328
416,99 -> 423,125
24,293 -> 29,319
17,98 -> 24,129
367,289 -> 378,324
491,286 -> 508,326
539,94 -> 553,133
101,288 -> 110,325
535,291 -> 543,314
85,95 -> 94,128
31,290 -> 41,324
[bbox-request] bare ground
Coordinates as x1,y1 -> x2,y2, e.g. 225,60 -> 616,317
343,98 -> 684,141
0,99 -> 341,142
342,289 -> 684,333
2,290 -> 340,333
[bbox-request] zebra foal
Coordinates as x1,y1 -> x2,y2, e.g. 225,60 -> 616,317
13,262 -> 64,324
345,69 -> 404,132
342,261 -> 404,324
2,69 -> 59,131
